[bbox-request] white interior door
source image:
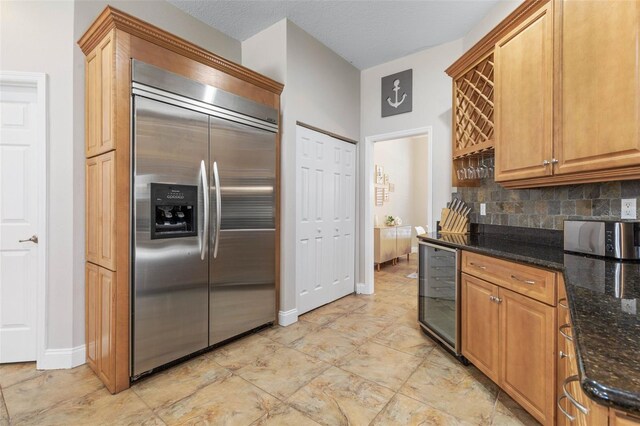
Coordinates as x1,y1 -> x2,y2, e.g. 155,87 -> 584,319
0,75 -> 44,363
296,126 -> 356,315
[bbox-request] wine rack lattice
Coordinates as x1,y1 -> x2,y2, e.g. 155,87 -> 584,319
454,53 -> 494,156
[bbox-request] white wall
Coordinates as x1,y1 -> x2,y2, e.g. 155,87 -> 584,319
1,0 -> 77,355
360,38 -> 463,240
463,1 -> 522,50
373,136 -> 429,247
1,0 -> 241,362
243,19 -> 360,324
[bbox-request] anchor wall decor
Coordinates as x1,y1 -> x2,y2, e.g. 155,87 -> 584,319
381,69 -> 412,117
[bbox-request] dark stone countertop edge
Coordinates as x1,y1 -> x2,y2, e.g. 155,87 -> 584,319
417,233 -> 640,415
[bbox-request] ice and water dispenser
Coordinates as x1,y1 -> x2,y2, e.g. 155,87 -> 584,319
150,183 -> 197,239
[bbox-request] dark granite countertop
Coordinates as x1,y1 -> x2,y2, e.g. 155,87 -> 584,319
418,229 -> 640,414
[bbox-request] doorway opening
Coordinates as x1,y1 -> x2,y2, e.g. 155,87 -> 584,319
361,127 -> 433,295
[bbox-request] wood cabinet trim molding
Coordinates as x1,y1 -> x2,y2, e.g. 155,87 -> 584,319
445,0 -> 550,78
78,6 -> 284,96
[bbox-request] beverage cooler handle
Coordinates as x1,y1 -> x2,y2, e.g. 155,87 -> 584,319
200,160 -> 209,261
213,161 -> 222,258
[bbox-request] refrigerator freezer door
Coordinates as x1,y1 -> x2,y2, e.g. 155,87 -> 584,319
210,117 -> 276,344
133,96 -> 210,376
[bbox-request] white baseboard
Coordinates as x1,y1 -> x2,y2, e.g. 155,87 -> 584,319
38,345 -> 85,370
356,282 -> 374,295
278,309 -> 298,326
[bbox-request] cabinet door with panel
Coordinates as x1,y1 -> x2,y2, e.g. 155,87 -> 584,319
461,273 -> 500,382
85,151 -> 116,270
85,29 -> 115,157
554,0 -> 640,175
85,263 -> 117,393
494,2 -> 554,182
499,287 -> 556,425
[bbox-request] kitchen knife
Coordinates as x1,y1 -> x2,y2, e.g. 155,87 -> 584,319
443,199 -> 458,230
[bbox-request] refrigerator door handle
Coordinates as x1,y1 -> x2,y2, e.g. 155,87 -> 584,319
213,160 -> 222,258
200,160 -> 209,260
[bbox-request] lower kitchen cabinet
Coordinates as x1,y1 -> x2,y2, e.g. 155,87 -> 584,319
461,273 -> 500,382
500,286 -> 555,425
86,262 -> 117,393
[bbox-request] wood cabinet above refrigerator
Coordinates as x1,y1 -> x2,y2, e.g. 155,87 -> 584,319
78,6 -> 283,393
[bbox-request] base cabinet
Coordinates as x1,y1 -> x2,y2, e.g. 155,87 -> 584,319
461,273 -> 499,383
500,287 -> 555,424
85,263 -> 117,393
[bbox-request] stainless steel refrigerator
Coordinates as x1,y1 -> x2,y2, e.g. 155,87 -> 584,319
131,61 -> 278,378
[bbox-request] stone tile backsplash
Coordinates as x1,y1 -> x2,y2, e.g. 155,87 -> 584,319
454,179 -> 640,230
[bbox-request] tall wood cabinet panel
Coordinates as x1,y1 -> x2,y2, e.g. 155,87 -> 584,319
500,286 -> 556,425
554,0 -> 640,175
461,273 -> 500,383
85,263 -> 117,392
494,2 -> 554,182
79,6 -> 283,393
86,151 -> 116,270
86,30 -> 115,158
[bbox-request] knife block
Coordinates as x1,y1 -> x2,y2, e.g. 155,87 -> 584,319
439,208 -> 469,234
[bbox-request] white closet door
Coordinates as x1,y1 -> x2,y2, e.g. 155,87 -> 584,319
296,126 -> 356,315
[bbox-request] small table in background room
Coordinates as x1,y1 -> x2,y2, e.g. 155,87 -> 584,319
374,225 -> 412,270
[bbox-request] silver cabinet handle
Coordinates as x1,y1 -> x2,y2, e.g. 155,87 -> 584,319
551,158 -> 559,164
560,351 -> 569,359
542,160 -> 551,166
18,235 -> 38,244
469,262 -> 486,270
563,375 -> 589,415
213,161 -> 222,259
510,274 -> 536,285
558,395 -> 576,422
200,161 -> 209,261
559,298 -> 569,309
489,295 -> 502,304
559,323 -> 574,342
495,297 -> 502,304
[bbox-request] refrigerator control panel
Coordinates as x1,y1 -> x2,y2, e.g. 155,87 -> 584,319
150,183 -> 197,239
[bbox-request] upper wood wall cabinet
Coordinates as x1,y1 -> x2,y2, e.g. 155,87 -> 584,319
450,0 -> 640,188
494,2 -> 553,182
554,0 -> 640,176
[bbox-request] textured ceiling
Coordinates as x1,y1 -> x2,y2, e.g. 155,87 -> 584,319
168,1 -> 503,70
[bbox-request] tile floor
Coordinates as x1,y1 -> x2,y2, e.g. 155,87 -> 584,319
0,255 -> 539,425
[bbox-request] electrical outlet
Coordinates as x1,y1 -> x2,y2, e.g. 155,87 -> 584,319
621,199 -> 637,219
621,299 -> 637,315
480,203 -> 486,216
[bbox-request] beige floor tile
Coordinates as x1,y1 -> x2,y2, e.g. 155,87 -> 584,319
289,327 -> 361,363
371,393 -> 472,426
354,299 -> 408,320
0,388 -> 8,425
13,388 -> 164,426
492,391 -> 541,426
251,403 -> 321,426
288,366 -> 394,426
155,374 -> 279,425
132,354 -> 232,410
400,359 -> 499,425
328,295 -> 369,312
373,324 -> 436,358
325,312 -> 389,344
260,320 -> 320,346
210,334 -> 282,371
237,346 -> 330,399
2,365 -> 104,423
336,342 -> 423,391
0,362 -> 44,389
300,304 -> 348,325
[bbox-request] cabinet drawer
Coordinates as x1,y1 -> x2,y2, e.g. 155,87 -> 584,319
462,251 -> 556,305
